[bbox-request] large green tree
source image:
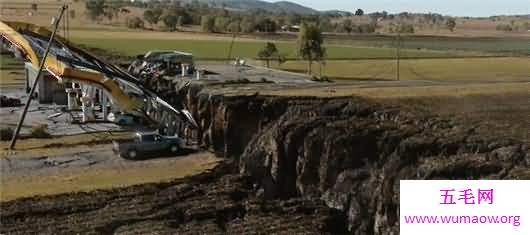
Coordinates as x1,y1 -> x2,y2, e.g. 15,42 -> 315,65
341,19 -> 353,34
85,0 -> 105,21
240,17 -> 256,33
162,13 -> 178,31
257,42 -> 279,68
446,18 -> 457,32
214,17 -> 230,32
143,9 -> 161,26
297,23 -> 326,75
355,9 -> 364,16
227,21 -> 241,33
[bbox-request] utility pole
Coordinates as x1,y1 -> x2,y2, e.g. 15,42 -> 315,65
396,32 -> 401,81
226,33 -> 236,64
63,4 -> 67,39
9,4 -> 68,150
64,0 -> 69,42
66,7 -> 69,43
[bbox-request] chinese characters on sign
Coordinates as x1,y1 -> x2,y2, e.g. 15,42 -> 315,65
440,188 -> 494,205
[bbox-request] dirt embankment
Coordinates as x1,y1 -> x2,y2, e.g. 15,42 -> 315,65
1,83 -> 528,234
174,84 -> 529,234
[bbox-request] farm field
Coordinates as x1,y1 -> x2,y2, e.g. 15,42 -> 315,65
264,82 -> 530,98
69,29 -> 530,55
273,57 -> 530,81
68,29 -> 528,84
72,36 -> 483,60
0,54 -> 25,89
325,35 -> 530,55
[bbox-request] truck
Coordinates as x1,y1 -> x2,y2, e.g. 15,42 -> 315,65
113,132 -> 184,159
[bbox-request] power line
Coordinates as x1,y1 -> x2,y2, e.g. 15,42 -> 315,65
226,33 -> 236,63
396,32 -> 401,81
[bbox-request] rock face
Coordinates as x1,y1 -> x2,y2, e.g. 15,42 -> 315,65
172,84 -> 529,234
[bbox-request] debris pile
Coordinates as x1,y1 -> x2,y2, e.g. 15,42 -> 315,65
0,95 -> 21,107
128,50 -> 195,87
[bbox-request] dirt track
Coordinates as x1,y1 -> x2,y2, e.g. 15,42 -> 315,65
0,143 -> 219,201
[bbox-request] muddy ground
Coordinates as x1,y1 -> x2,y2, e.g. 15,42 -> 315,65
2,88 -> 529,234
0,163 -> 345,234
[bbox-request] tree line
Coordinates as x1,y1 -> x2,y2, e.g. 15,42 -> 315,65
80,0 -> 530,34
86,0 -> 460,34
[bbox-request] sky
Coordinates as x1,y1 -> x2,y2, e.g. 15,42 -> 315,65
265,0 -> 530,17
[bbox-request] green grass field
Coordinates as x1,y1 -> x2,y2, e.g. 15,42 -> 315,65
0,54 -> 24,70
326,35 -> 530,55
3,33 -> 528,85
274,57 -> 530,81
0,54 -> 25,89
73,37 -> 478,60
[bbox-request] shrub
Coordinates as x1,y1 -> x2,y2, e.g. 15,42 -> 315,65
496,24 -> 513,31
523,22 -> 530,30
31,126 -> 51,138
446,18 -> 456,32
355,23 -> 376,33
399,24 -> 415,33
0,127 -> 14,141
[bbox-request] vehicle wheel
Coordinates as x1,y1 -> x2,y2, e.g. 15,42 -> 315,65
170,145 -> 179,153
128,149 -> 138,159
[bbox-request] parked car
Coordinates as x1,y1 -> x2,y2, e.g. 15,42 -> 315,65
107,113 -> 144,126
113,132 -> 184,159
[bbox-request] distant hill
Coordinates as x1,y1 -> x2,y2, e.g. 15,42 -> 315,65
180,0 -> 347,15
272,1 -> 318,14
321,10 -> 354,17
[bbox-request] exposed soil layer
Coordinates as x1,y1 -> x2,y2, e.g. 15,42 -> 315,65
1,83 -> 529,234
176,84 -> 529,234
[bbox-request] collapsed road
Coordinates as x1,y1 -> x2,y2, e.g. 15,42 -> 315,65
1,82 -> 529,234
